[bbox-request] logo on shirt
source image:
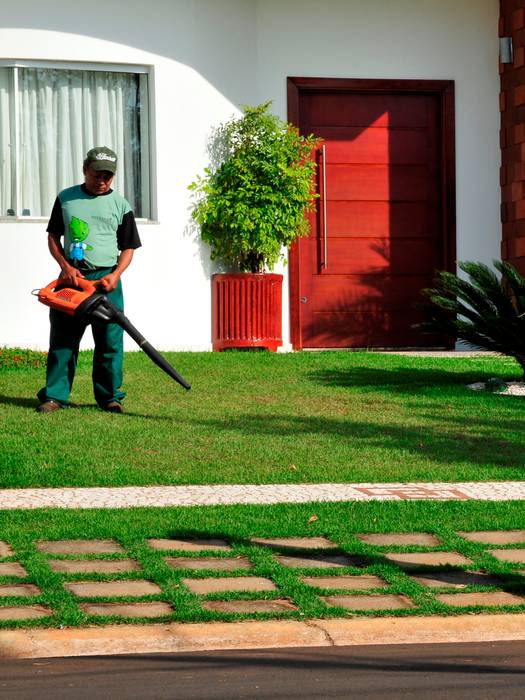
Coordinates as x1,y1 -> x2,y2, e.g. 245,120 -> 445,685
92,215 -> 114,225
69,217 -> 92,263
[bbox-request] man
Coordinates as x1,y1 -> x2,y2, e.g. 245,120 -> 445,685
36,147 -> 142,414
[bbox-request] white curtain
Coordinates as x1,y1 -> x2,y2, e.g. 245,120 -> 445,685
16,68 -> 149,218
0,69 -> 15,217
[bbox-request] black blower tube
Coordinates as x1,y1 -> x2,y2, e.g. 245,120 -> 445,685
76,294 -> 191,390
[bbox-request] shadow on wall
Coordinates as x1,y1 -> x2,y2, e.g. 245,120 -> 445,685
4,0 -> 258,110
184,120 -> 257,278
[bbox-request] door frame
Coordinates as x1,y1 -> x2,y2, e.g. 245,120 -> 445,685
287,76 -> 456,350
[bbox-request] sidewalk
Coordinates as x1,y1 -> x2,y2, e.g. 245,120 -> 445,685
0,483 -> 524,658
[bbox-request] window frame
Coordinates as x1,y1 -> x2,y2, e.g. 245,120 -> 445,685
0,59 -> 155,222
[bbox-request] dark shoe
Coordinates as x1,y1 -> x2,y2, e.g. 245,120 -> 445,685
103,401 -> 123,414
36,400 -> 63,414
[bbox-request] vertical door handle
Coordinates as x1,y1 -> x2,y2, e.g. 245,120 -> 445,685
321,144 -> 328,269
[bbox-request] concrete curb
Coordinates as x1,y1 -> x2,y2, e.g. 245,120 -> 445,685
2,614 -> 525,658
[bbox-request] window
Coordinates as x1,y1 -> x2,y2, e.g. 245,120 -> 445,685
0,62 -> 150,219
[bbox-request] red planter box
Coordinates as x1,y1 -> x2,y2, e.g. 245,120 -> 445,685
212,273 -> 283,352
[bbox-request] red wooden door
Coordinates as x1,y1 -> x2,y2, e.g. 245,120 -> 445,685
289,80 -> 455,349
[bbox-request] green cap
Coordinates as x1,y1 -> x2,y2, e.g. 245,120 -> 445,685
85,146 -> 118,174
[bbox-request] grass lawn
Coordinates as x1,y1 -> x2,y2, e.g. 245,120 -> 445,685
0,350 -> 524,488
0,500 -> 524,628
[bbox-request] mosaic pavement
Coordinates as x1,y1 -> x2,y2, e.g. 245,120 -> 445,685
0,481 -> 524,509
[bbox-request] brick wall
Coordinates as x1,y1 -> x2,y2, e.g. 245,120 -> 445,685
500,0 -> 525,274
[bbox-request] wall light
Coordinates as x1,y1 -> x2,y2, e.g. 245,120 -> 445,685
500,37 -> 514,64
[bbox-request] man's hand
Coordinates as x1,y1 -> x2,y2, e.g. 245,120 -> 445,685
48,234 -> 85,287
97,250 -> 134,293
97,272 -> 121,293
59,263 -> 85,287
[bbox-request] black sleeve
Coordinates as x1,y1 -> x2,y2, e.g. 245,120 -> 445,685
46,197 -> 65,237
117,211 -> 142,250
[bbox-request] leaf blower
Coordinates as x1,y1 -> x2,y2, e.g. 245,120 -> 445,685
33,278 -> 191,390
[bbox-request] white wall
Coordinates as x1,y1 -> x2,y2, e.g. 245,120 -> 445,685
0,0 -> 257,351
0,0 -> 501,350
255,0 -> 501,344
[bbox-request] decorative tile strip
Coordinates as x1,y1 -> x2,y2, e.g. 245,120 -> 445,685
353,486 -> 471,500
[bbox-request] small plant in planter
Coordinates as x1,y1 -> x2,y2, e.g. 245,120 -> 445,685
189,101 -> 321,350
417,260 -> 525,383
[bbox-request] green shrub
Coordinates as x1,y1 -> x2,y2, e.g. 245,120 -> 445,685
189,102 -> 321,273
418,260 -> 525,376
0,347 -> 47,370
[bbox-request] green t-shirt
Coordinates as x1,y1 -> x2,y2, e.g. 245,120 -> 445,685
47,185 -> 141,269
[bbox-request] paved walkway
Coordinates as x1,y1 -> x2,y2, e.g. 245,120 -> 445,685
0,484 -> 524,658
1,530 -> 525,657
0,481 -> 524,509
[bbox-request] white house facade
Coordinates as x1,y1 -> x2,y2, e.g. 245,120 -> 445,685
0,0 -> 501,350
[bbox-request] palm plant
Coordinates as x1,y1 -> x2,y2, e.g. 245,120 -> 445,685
418,260 -> 525,377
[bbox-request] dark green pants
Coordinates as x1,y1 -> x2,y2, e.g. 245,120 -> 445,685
37,269 -> 125,408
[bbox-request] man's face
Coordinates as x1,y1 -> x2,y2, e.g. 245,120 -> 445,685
84,166 -> 114,195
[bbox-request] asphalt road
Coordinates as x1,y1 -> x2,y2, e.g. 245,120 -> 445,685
1,641 -> 524,699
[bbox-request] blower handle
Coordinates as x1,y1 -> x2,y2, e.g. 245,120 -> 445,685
41,277 -> 98,294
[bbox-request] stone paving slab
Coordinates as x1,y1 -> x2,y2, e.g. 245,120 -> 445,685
322,594 -> 416,610
0,542 -> 14,557
64,580 -> 162,598
275,553 -> 362,569
80,602 -> 173,618
250,537 -> 337,550
183,577 -> 277,594
202,599 -> 298,613
36,539 -> 124,555
457,530 -> 525,544
301,575 -> 388,590
436,591 -> 525,607
164,556 -> 252,571
0,562 -> 27,577
357,533 -> 442,547
383,551 -> 474,569
0,606 -> 51,620
48,559 -> 141,574
147,538 -> 232,552
0,584 -> 40,597
410,571 -> 503,589
1,481 -> 525,509
489,549 -> 525,563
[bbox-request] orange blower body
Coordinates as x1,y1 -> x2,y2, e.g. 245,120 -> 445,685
36,278 -> 98,316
